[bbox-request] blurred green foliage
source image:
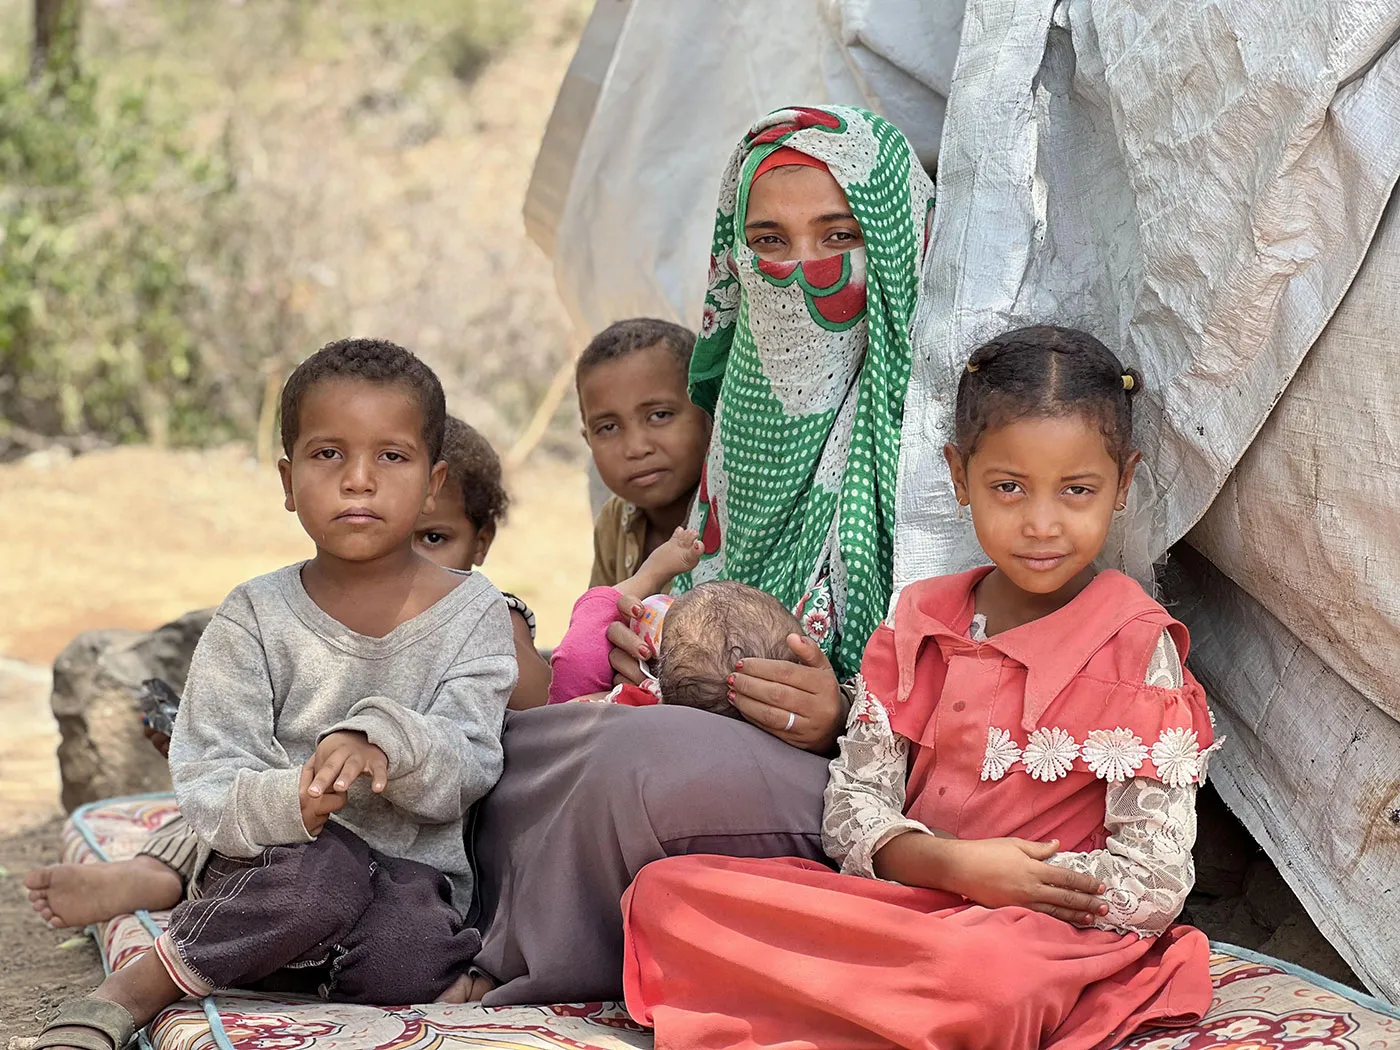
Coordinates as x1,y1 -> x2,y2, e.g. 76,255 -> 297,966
0,70 -> 241,446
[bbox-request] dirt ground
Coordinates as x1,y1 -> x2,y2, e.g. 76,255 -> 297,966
0,444 -> 591,1034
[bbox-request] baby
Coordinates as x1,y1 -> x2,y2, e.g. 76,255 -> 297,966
548,528 -> 802,715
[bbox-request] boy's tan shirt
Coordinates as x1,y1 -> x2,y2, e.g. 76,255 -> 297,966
589,495 -> 647,588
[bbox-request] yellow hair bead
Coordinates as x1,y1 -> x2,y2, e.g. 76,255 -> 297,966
1122,374 -> 1135,391
966,362 -> 980,373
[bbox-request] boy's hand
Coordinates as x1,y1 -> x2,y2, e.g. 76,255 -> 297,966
939,837 -> 1108,925
307,730 -> 390,798
298,759 -> 347,836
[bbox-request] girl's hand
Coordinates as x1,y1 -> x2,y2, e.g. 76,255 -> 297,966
607,591 -> 650,687
729,634 -> 846,753
941,837 -> 1108,925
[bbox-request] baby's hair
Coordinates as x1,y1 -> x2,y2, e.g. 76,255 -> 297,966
575,318 -> 697,391
441,416 -> 509,532
657,580 -> 802,717
953,325 -> 1142,468
280,338 -> 447,461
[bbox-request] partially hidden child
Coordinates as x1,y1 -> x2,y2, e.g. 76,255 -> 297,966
621,326 -> 1220,1050
33,340 -> 516,1050
578,318 -> 711,589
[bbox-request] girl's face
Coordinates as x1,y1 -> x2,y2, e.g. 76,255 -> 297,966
744,165 -> 864,262
944,415 -> 1139,602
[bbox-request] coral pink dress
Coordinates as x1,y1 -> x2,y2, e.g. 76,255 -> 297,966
621,568 -> 1217,1050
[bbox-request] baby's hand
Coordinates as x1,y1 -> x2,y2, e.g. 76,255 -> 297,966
307,730 -> 390,798
620,527 -> 703,599
298,759 -> 347,836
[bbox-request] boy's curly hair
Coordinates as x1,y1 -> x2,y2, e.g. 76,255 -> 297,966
657,581 -> 802,717
280,338 -> 446,461
441,416 -> 509,531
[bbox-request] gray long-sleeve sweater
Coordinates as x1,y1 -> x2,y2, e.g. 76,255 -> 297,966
167,562 -> 516,912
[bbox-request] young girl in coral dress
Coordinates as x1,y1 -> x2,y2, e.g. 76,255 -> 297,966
621,325 -> 1221,1050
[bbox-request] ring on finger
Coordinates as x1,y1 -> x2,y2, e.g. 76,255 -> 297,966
783,710 -> 796,732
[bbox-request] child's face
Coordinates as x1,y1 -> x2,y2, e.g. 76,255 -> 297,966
413,482 -> 493,571
744,165 -> 864,262
580,345 -> 711,515
279,378 -> 446,564
944,415 -> 1138,600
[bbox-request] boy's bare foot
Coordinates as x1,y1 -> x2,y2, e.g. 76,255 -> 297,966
621,527 -> 703,599
436,973 -> 494,1003
26,856 -> 183,928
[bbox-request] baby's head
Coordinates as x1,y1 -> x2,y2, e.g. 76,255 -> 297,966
654,581 -> 802,717
575,318 -> 710,517
277,338 -> 447,562
413,416 -> 509,572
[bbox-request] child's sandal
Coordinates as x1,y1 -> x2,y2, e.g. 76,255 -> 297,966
32,997 -> 136,1050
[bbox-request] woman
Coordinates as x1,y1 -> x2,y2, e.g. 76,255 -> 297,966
472,106 -> 1097,1006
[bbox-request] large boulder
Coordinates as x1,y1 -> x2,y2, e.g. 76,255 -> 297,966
51,609 -> 212,811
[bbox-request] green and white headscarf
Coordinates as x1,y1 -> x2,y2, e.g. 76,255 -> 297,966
677,105 -> 935,680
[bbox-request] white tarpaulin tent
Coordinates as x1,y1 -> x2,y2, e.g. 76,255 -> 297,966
525,0 -> 1400,1001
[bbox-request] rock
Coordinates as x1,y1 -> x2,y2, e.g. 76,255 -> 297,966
51,609 -> 213,811
1192,783 -> 1255,898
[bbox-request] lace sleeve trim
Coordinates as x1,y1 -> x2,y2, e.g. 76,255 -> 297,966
821,676 -> 931,878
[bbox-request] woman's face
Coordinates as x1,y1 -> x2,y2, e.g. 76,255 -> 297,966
744,165 -> 864,262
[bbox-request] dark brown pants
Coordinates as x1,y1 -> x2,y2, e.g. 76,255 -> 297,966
157,822 -> 479,1004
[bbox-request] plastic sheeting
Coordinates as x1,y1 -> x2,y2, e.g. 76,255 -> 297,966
528,0 -> 958,340
525,0 -> 1400,1001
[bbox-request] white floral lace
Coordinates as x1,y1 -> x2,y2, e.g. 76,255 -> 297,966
822,677 -> 930,878
821,628 -> 1202,935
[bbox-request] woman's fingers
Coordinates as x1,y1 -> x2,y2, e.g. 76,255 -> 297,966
605,620 -> 648,686
787,632 -> 832,670
727,690 -> 800,734
613,590 -> 645,622
730,670 -> 813,711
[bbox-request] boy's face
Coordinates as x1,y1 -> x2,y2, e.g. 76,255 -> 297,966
579,344 -> 711,515
279,377 -> 446,564
413,482 -> 494,571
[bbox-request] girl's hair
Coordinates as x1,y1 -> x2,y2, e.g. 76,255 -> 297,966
953,325 -> 1143,467
441,416 -> 509,531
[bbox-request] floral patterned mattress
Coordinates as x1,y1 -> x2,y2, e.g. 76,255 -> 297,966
67,796 -> 1400,1050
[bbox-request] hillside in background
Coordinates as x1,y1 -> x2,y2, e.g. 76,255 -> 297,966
0,0 -> 587,459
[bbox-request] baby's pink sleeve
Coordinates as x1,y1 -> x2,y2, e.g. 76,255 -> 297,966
547,587 -> 625,704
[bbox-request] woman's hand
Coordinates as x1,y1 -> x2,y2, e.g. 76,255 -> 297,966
729,634 -> 846,753
606,591 -> 649,687
881,833 -> 1107,926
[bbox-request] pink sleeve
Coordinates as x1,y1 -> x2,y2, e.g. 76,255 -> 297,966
547,587 -> 625,704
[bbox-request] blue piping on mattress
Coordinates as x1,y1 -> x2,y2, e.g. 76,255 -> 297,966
1208,940 -> 1400,1019
70,796 -> 238,1050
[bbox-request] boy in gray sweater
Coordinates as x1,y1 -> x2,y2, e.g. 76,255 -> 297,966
34,340 -> 516,1050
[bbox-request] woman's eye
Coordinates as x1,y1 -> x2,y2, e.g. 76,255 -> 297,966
749,235 -> 784,249
829,229 -> 862,243
649,410 -> 675,424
